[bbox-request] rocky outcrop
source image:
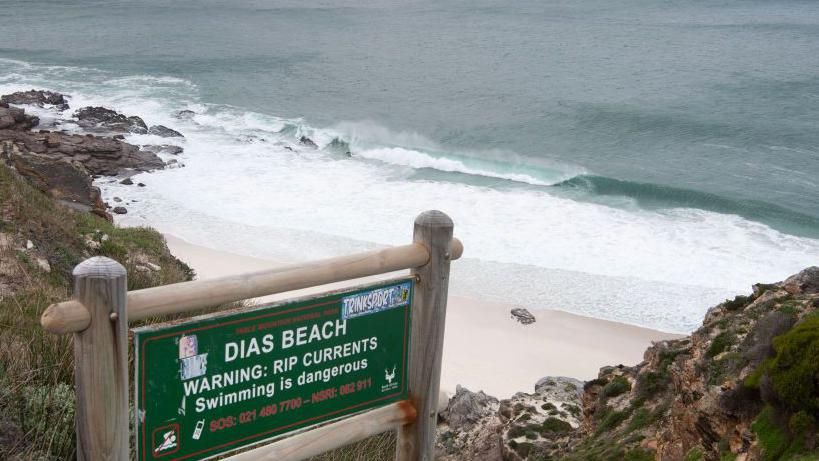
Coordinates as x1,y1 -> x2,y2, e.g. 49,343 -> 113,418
0,129 -> 163,176
0,103 -> 164,221
74,106 -> 148,134
1,90 -> 69,110
439,269 -> 819,460
0,103 -> 39,131
437,377 -> 583,461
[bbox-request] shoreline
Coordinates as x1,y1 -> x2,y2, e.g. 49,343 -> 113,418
164,234 -> 682,397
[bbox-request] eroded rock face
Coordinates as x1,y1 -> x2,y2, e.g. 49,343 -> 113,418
1,90 -> 69,110
0,139 -> 108,219
74,106 -> 148,134
0,103 -> 39,131
436,378 -> 583,461
437,386 -> 503,461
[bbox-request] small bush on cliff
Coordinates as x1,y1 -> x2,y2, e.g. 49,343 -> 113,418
707,331 -> 736,358
602,376 -> 632,398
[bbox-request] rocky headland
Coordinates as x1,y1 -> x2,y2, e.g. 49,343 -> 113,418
437,269 -> 819,460
0,89 -> 183,220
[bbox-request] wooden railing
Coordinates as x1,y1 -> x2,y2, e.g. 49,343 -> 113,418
41,210 -> 462,461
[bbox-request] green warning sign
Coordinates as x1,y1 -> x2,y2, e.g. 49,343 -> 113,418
134,278 -> 413,461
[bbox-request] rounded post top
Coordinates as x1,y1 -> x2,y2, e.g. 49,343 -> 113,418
414,210 -> 453,229
73,256 -> 127,278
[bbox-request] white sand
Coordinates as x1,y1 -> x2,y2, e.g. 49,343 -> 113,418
165,234 -> 681,398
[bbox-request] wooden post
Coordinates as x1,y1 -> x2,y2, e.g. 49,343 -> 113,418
72,256 -> 129,460
397,210 -> 454,461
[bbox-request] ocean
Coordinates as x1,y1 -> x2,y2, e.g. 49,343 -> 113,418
2,0 -> 818,332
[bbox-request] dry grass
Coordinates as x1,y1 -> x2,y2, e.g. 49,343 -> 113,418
0,163 -> 194,459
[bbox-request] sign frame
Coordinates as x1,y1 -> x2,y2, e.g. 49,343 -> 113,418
133,277 -> 414,461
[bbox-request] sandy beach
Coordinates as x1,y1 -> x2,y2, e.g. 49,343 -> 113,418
165,234 -> 681,398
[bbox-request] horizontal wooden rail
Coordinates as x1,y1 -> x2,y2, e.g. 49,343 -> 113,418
224,400 -> 417,461
41,238 -> 463,334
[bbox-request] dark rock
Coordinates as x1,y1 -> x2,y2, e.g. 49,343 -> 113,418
0,104 -> 39,131
112,206 -> 128,214
113,134 -> 125,140
510,307 -> 536,325
148,125 -> 183,138
113,197 -> 122,202
299,136 -> 318,149
120,178 -> 134,185
175,110 -> 196,119
74,106 -> 148,134
1,90 -> 69,110
138,183 -> 145,187
142,144 -> 184,156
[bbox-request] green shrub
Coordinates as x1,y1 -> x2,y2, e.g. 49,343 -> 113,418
624,448 -> 655,461
541,417 -> 572,434
707,331 -> 735,358
602,376 -> 632,398
626,408 -> 652,432
752,406 -> 788,461
768,314 -> 819,416
636,371 -> 667,400
597,406 -> 632,434
724,295 -> 751,311
684,446 -> 704,461
789,411 -> 815,436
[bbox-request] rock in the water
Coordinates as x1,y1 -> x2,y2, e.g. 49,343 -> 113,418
120,178 -> 134,185
0,103 -> 39,131
112,206 -> 127,214
137,182 -> 146,187
175,110 -> 196,119
148,125 -> 184,138
1,90 -> 69,110
74,106 -> 148,134
299,136 -> 318,149
510,307 -> 536,325
113,197 -> 122,202
142,144 -> 184,155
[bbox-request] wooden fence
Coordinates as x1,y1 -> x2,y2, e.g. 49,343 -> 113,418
41,210 -> 462,461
